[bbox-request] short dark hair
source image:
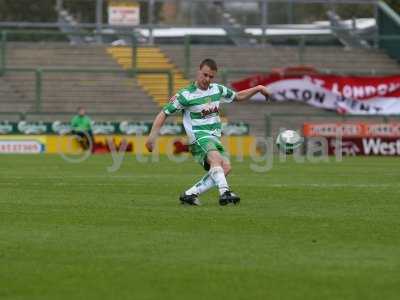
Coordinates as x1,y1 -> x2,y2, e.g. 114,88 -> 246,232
199,58 -> 218,71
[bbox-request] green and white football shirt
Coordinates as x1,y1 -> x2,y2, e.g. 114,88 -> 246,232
163,82 -> 236,144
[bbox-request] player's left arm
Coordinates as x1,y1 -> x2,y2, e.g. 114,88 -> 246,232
235,85 -> 270,102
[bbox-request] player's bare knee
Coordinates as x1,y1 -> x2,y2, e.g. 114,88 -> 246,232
223,166 -> 231,176
207,150 -> 223,167
223,162 -> 231,175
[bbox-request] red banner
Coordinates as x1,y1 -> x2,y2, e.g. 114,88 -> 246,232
233,73 -> 400,100
231,70 -> 400,115
303,123 -> 400,137
324,137 -> 400,156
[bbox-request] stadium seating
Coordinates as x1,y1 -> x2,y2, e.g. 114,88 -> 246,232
1,42 -> 158,114
161,45 -> 400,82
107,46 -> 189,106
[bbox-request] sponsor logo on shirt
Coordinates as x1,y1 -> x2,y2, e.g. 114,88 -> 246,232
201,106 -> 219,117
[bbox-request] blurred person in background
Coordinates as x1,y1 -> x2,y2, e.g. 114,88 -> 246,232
70,107 -> 94,151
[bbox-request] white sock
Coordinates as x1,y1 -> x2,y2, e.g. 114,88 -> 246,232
185,174 -> 215,195
209,166 -> 229,195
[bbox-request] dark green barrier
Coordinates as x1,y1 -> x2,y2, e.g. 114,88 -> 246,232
0,120 -> 249,136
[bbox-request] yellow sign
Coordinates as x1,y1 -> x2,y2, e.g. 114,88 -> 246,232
0,135 -> 256,156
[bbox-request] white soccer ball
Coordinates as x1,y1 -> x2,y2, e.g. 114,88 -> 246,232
276,130 -> 303,153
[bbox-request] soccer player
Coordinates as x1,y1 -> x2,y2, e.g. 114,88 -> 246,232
145,58 -> 270,206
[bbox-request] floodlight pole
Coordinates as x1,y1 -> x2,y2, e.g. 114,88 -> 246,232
288,0 -> 294,24
190,2 -> 195,26
148,0 -> 155,45
373,2 -> 379,49
96,0 -> 103,43
56,0 -> 63,11
0,31 -> 6,77
261,0 -> 268,47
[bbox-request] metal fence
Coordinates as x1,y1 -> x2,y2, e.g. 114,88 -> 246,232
1,0 -> 380,27
0,0 -> 387,45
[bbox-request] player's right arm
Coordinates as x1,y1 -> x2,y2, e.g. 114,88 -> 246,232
145,92 -> 185,152
145,110 -> 167,152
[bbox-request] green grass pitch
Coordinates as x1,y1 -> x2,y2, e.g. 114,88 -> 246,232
1,154 -> 399,299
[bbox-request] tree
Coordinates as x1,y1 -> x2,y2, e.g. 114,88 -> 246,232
0,0 -> 57,22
